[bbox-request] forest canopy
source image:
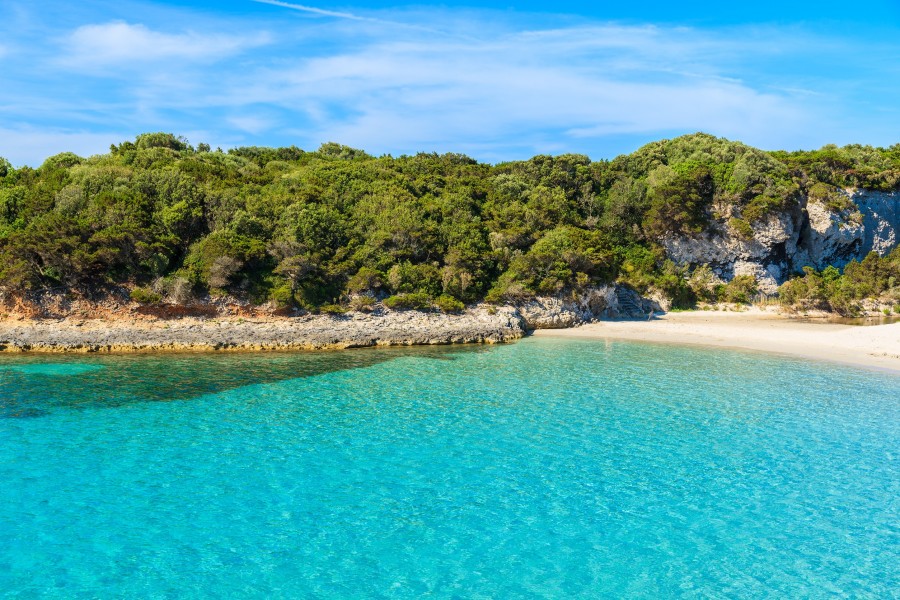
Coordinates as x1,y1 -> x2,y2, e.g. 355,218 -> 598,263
0,132 -> 897,311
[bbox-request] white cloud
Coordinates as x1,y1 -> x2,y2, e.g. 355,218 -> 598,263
209,25 -> 817,155
2,6 -> 893,166
226,115 -> 276,134
60,21 -> 270,69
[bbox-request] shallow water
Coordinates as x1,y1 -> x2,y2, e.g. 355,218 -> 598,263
1,339 -> 898,597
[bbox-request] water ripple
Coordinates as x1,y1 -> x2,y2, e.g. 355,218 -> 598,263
0,338 -> 898,597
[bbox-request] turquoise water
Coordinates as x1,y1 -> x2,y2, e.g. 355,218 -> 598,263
1,339 -> 898,598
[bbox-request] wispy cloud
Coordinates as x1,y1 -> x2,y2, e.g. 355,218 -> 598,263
251,0 -> 458,37
0,2 -> 896,165
205,25 -> 817,154
227,115 -> 276,134
251,0 -> 370,21
60,21 -> 270,69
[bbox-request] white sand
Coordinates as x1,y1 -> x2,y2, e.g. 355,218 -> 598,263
533,309 -> 900,373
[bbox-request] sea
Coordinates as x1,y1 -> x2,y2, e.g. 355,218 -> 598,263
1,338 -> 898,598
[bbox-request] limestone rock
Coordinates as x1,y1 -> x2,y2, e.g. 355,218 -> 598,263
515,285 -> 659,329
0,306 -> 529,353
662,213 -> 795,294
662,188 -> 899,291
802,199 -> 863,270
852,189 -> 899,256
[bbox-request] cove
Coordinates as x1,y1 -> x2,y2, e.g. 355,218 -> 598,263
1,338 -> 898,597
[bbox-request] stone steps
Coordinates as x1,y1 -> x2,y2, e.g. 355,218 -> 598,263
615,287 -> 645,318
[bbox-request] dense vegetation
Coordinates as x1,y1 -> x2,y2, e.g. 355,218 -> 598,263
0,132 -> 897,311
778,249 -> 900,316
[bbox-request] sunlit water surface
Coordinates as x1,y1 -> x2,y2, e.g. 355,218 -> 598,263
1,339 -> 898,598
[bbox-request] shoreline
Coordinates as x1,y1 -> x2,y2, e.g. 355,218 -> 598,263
0,307 -> 527,354
0,307 -> 898,374
533,309 -> 900,374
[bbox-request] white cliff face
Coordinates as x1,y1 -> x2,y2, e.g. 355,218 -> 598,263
850,189 -> 898,256
732,261 -> 779,293
801,199 -> 863,270
516,286 -> 617,329
515,285 -> 660,329
661,188 -> 899,292
662,213 -> 795,293
662,216 -> 790,267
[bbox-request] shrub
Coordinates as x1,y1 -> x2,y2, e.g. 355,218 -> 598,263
208,255 -> 243,289
130,287 -> 162,304
490,226 -> 617,298
618,245 -> 660,292
485,272 -> 531,303
386,262 -> 442,296
810,182 -> 854,212
688,264 -> 720,303
643,164 -> 714,236
779,249 -> 900,316
728,217 -> 753,240
319,303 -> 347,315
349,295 -> 376,311
347,267 -> 385,295
778,276 -> 812,308
135,132 -> 189,151
434,294 -> 465,313
269,283 -> 295,308
718,275 -> 757,304
153,276 -> 194,305
650,260 -> 695,309
168,277 -> 195,305
383,292 -> 433,310
743,194 -> 787,223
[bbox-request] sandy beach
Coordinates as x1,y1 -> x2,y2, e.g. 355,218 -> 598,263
534,309 -> 900,373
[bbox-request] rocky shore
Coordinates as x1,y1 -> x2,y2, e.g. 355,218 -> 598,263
0,307 -> 529,353
0,284 -> 661,353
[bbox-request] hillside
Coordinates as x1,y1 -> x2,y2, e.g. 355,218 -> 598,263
0,132 -> 898,316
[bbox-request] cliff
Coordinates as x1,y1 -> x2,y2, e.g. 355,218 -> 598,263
662,189 -> 899,293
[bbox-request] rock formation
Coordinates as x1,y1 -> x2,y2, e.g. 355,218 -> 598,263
662,189 -> 899,293
0,284 -> 661,352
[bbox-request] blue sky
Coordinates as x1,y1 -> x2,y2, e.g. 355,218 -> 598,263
1,0 -> 898,166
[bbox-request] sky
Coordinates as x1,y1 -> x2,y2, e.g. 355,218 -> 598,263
1,0 -> 898,166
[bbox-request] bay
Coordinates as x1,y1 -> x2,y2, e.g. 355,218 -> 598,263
1,338 -> 898,597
